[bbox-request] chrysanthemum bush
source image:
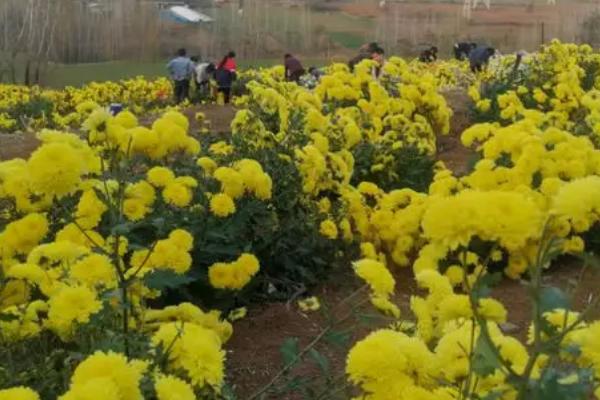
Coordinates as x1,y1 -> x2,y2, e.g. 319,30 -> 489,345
346,233 -> 600,400
0,109 -> 239,398
408,58 -> 473,90
212,49 -> 600,399
468,40 -> 600,147
337,46 -> 600,282
0,77 -> 172,133
0,92 -> 359,397
337,44 -> 600,400
0,56 -> 456,397
331,108 -> 600,314
225,59 -> 452,257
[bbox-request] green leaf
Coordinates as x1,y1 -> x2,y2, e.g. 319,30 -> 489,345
471,272 -> 503,301
151,218 -> 165,229
127,243 -> 148,251
356,312 -> 386,327
308,348 -> 330,375
323,329 -> 351,348
562,344 -> 581,358
280,337 -> 299,367
539,287 -> 570,314
278,375 -> 310,395
111,222 -> 133,236
531,171 -> 543,189
472,332 -> 501,377
94,334 -> 125,353
143,270 -> 195,291
0,313 -> 18,322
535,367 -> 595,400
220,384 -> 238,400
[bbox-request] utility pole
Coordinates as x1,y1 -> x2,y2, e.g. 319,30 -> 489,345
541,21 -> 545,45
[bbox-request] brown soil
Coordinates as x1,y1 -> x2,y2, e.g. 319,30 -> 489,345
226,267 -> 421,399
438,88 -> 476,175
0,132 -> 40,161
338,3 -> 381,19
182,104 -> 238,134
495,258 -> 600,338
226,271 -> 364,399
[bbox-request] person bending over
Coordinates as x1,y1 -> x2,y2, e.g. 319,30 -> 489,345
454,42 -> 477,61
469,46 -> 496,73
419,46 -> 438,63
284,54 -> 305,83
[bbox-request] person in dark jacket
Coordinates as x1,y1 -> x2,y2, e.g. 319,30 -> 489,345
454,42 -> 477,61
419,46 -> 438,63
284,54 -> 305,83
469,46 -> 496,73
349,42 -> 380,71
215,52 -> 237,104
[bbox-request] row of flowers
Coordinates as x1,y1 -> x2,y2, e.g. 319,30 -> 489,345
0,78 -> 172,133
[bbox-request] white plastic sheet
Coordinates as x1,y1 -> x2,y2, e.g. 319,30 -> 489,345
169,6 -> 213,23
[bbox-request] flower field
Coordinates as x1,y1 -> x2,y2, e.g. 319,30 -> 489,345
0,78 -> 173,133
1,40 -> 600,400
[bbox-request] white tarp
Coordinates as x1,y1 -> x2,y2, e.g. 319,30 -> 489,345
169,6 -> 214,23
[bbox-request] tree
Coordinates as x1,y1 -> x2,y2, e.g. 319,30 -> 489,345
0,0 -> 62,84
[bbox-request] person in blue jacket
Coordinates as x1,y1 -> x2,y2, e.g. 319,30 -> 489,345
167,48 -> 194,104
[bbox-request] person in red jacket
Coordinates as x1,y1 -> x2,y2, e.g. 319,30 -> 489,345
215,51 -> 237,103
218,51 -> 237,73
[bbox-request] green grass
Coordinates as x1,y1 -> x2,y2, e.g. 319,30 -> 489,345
39,60 -> 265,88
327,32 -> 365,49
43,61 -> 166,87
34,58 -> 328,88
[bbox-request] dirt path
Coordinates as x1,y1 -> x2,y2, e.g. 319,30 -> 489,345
226,272 -> 365,399
0,132 -> 40,161
438,88 -> 476,175
184,104 -> 237,134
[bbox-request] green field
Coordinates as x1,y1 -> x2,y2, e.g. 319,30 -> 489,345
23,58 -> 326,88
42,62 -> 166,87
